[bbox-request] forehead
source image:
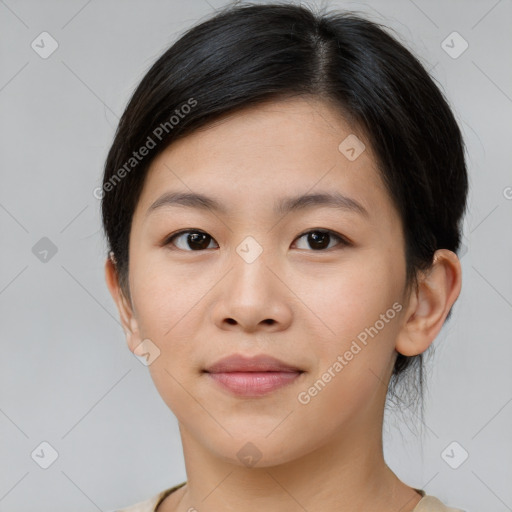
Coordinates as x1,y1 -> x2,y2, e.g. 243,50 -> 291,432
134,96 -> 396,226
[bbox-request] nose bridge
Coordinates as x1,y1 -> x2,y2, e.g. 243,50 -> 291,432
211,235 -> 292,331
229,238 -> 274,302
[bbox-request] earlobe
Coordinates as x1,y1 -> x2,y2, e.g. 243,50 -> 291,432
395,249 -> 462,357
104,256 -> 141,353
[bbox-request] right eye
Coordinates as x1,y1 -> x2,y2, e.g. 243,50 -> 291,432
164,230 -> 219,251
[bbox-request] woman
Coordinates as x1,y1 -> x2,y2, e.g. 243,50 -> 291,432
102,2 -> 468,511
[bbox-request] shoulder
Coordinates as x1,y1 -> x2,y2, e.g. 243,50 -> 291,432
108,482 -> 187,512
413,489 -> 465,512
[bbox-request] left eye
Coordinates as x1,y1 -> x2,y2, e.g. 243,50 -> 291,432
165,230 -> 218,251
293,229 -> 349,251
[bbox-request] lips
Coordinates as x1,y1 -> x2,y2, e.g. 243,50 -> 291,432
204,354 -> 303,373
204,354 -> 304,397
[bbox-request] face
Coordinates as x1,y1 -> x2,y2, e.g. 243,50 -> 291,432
117,96 -> 412,467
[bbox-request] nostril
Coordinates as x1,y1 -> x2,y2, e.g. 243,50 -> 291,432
263,319 -> 275,325
225,318 -> 237,325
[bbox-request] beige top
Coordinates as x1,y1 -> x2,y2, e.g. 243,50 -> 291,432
112,482 -> 465,511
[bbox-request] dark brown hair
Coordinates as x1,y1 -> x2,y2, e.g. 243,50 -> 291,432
101,2 -> 468,417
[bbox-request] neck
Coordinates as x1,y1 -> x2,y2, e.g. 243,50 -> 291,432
165,404 -> 422,512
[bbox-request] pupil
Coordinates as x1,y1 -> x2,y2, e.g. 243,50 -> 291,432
188,232 -> 208,250
185,231 -> 331,251
308,231 -> 329,249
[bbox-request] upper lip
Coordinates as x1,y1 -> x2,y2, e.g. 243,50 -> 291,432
204,354 -> 303,373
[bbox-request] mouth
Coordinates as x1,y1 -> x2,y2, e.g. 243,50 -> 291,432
203,354 -> 305,397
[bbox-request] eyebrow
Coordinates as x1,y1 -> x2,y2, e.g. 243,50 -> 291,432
146,190 -> 369,218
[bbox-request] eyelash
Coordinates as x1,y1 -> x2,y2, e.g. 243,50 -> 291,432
163,228 -> 351,252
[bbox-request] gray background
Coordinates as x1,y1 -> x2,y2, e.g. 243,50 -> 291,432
1,0 -> 511,511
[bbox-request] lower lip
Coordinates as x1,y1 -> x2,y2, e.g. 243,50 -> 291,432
206,371 -> 303,397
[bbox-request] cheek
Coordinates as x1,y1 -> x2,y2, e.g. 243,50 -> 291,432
290,257 -> 403,419
293,274 -> 401,434
130,255 -> 206,339
290,256 -> 401,350
130,260 -> 206,417
129,259 -> 210,407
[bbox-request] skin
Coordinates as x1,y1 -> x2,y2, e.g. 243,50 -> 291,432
105,96 -> 462,512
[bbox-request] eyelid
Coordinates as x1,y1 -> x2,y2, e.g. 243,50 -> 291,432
293,229 -> 351,250
163,229 -> 218,249
163,228 -> 351,251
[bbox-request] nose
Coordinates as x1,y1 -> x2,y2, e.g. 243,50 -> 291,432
211,250 -> 293,333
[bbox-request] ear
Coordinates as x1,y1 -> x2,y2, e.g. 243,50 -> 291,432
104,254 -> 142,354
395,249 -> 462,356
